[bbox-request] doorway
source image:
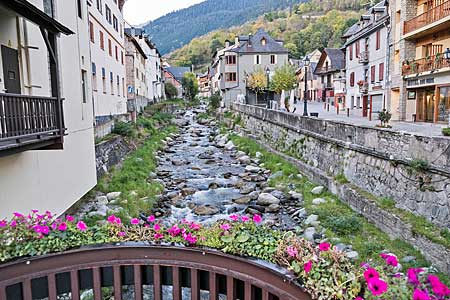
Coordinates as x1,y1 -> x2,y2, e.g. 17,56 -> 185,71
416,89 -> 435,122
362,95 -> 369,117
1,45 -> 21,94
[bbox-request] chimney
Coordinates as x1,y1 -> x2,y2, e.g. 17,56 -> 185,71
225,40 -> 230,48
248,34 -> 253,47
235,36 -> 239,46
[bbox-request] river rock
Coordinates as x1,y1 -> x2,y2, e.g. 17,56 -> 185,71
239,183 -> 255,194
148,172 -> 157,179
233,196 -> 251,204
265,203 -> 280,213
304,227 -> 316,241
312,198 -> 327,205
268,171 -> 283,181
304,214 -> 319,225
96,196 -> 108,205
289,191 -> 303,201
106,192 -> 121,201
181,187 -> 197,196
167,191 -> 180,199
256,193 -> 280,206
248,191 -> 260,200
346,251 -> 359,259
255,151 -> 263,159
311,186 -> 325,195
245,165 -> 261,173
193,205 -> 219,216
224,141 -> 235,150
172,159 -> 187,166
238,155 -> 251,164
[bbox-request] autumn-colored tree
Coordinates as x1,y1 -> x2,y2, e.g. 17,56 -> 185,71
270,65 -> 297,94
182,72 -> 199,101
247,68 -> 268,104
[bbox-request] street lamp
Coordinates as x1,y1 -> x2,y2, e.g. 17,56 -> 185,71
444,48 -> 450,62
303,55 -> 310,116
265,66 -> 270,108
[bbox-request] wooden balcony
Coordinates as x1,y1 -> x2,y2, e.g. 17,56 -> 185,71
402,54 -> 450,76
404,0 -> 450,35
0,93 -> 65,156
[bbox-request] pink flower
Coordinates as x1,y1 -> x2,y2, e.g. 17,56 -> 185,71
364,268 -> 379,282
153,223 -> 161,231
286,246 -> 298,258
0,220 -> 6,227
380,253 -> 389,259
407,268 -> 424,285
107,215 -> 117,224
168,225 -> 181,237
58,222 -> 68,232
428,275 -> 450,297
229,214 -> 239,222
10,220 -> 17,227
319,242 -> 331,251
66,215 -> 74,222
367,278 -> 388,296
241,215 -> 249,222
304,261 -> 313,273
413,289 -> 430,300
118,231 -> 126,237
76,221 -> 87,231
130,218 -> 140,225
154,233 -> 164,240
147,215 -> 155,222
183,232 -> 197,245
354,297 -> 364,300
385,255 -> 398,267
13,212 -> 24,218
253,214 -> 262,224
220,223 -> 231,231
40,225 -> 50,235
189,223 -> 201,230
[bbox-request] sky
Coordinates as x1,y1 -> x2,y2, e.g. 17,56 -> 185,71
123,0 -> 205,25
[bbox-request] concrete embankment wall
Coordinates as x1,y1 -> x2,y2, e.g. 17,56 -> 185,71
231,103 -> 450,274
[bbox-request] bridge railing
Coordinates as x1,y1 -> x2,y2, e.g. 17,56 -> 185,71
0,243 -> 311,300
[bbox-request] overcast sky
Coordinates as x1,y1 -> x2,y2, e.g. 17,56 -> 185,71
123,0 -> 205,25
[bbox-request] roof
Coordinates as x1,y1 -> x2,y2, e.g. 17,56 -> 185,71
315,48 -> 345,74
233,29 -> 288,54
0,0 -> 74,35
164,67 -> 191,82
125,32 -> 147,59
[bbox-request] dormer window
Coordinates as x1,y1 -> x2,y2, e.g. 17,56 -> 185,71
261,38 -> 267,46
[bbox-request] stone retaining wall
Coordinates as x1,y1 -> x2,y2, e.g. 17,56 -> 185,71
95,136 -> 133,178
232,103 -> 450,229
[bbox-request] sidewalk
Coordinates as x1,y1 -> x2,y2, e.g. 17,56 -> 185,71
293,101 -> 448,137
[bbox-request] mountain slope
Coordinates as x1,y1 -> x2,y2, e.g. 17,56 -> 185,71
144,0 -> 304,54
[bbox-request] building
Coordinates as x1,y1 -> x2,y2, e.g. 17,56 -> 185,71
295,49 -> 322,103
124,31 -> 147,121
88,0 -> 127,137
211,29 -> 290,108
0,0 -> 96,217
163,66 -> 191,98
343,1 -> 389,119
127,27 -> 165,104
314,48 -> 346,109
197,72 -> 211,98
390,0 -> 450,123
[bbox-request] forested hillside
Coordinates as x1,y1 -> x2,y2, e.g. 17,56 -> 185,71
144,0 -> 304,54
167,0 -> 379,71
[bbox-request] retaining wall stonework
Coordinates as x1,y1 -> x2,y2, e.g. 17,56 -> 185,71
232,104 -> 450,229
95,136 -> 133,178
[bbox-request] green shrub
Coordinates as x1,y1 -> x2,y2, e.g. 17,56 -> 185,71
136,117 -> 156,133
208,93 -> 221,111
324,214 -> 362,235
443,127 -> 450,136
112,121 -> 136,137
164,82 -> 178,99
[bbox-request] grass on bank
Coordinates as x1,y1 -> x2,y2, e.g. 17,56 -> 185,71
228,132 -> 450,284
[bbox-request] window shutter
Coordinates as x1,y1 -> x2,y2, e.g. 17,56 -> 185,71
102,67 -> 106,78
371,65 -> 375,83
376,31 -> 380,50
110,71 -> 113,82
92,62 -> 96,75
379,63 -> 384,81
349,45 -> 353,60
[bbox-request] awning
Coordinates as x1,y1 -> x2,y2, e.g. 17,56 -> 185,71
0,0 -> 74,35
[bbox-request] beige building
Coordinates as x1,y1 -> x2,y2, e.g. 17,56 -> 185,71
295,49 -> 322,103
390,0 -> 450,123
0,0 -> 96,217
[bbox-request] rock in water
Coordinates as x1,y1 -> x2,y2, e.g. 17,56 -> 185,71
256,193 -> 280,206
193,205 -> 219,216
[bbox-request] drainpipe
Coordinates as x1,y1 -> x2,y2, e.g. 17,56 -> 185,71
385,15 -> 392,113
20,18 -> 33,95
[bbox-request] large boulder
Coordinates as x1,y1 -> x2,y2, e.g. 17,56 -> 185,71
256,193 -> 280,206
193,205 -> 219,216
311,186 -> 325,195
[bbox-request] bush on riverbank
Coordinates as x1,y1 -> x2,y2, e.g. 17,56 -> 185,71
443,127 -> 450,136
1,211 -> 449,299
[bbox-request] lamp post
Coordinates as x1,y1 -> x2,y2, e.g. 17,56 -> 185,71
303,56 -> 310,116
444,48 -> 450,62
265,66 -> 270,108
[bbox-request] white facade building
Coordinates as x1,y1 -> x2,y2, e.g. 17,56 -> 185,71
0,0 -> 96,217
88,0 -> 127,137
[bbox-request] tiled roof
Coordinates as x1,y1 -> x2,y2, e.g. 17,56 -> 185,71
164,67 -> 191,82
233,29 -> 288,54
324,48 -> 345,70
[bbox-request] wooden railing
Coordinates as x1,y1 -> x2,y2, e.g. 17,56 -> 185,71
404,0 -> 450,34
0,244 -> 311,300
402,54 -> 450,75
0,93 -> 64,154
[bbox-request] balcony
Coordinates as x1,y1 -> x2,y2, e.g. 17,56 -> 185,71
0,93 -> 65,156
402,54 -> 450,76
404,0 -> 450,37
358,82 -> 369,94
358,51 -> 369,64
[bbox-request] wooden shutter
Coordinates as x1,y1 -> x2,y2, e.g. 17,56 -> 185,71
350,72 -> 355,87
376,31 -> 380,50
379,63 -> 384,81
89,22 -> 94,42
349,45 -> 353,60
371,65 -> 376,82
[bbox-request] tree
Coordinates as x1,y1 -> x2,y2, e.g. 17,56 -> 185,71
270,65 -> 297,94
165,82 -> 178,99
182,72 -> 199,101
247,68 -> 268,104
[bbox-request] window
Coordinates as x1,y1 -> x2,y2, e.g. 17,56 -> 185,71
77,0 -> 82,18
115,46 -> 118,61
108,39 -> 112,56
81,70 -> 87,103
350,72 -> 355,87
355,41 -> 360,57
110,72 -> 114,95
96,0 -> 102,14
122,78 -> 125,97
255,55 -> 261,65
43,0 -> 54,17
121,51 -> 124,65
136,68 -> 139,78
117,75 -> 120,97
92,63 -> 97,91
379,63 -> 384,81
105,5 -> 112,24
371,65 -> 376,83
225,55 -> 236,65
225,72 -> 237,82
99,31 -> 104,49
270,55 -> 276,64
376,30 -> 381,50
261,38 -> 266,46
113,15 -> 118,31
89,21 -> 94,42
102,67 -> 106,93
349,45 -> 353,60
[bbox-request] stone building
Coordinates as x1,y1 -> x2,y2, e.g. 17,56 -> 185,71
343,1 -> 390,119
390,0 -> 450,123
0,0 -> 96,217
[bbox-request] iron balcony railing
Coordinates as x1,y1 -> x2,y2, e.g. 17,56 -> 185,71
404,0 -> 450,34
0,93 -> 64,155
0,244 -> 312,300
359,82 -> 369,94
358,51 -> 369,64
402,53 -> 450,75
